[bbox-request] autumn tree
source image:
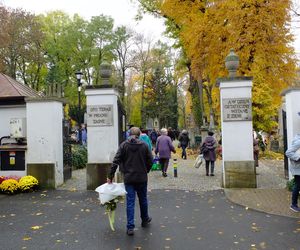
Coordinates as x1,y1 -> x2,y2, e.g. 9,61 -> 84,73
136,0 -> 298,132
0,6 -> 45,89
112,26 -> 135,101
131,34 -> 153,127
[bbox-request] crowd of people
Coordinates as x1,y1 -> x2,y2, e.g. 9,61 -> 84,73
107,125 -> 227,235
107,123 -> 300,235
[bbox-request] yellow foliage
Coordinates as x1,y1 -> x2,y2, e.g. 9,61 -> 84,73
160,0 -> 297,131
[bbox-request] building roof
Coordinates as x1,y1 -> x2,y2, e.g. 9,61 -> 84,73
0,73 -> 41,100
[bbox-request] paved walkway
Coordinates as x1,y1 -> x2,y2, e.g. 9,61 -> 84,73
1,159 -> 300,249
57,158 -> 299,218
1,189 -> 299,250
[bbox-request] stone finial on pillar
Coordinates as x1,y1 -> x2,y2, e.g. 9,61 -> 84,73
99,61 -> 112,85
225,48 -> 239,78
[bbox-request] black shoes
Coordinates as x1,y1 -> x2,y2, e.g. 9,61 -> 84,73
127,217 -> 152,235
141,217 -> 152,227
210,173 -> 215,176
206,173 -> 209,176
162,172 -> 167,177
127,228 -> 134,236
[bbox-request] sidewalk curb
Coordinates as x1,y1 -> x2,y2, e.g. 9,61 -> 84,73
225,188 -> 300,219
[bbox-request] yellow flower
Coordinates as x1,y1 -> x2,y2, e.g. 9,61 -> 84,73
19,176 -> 38,192
0,179 -> 19,194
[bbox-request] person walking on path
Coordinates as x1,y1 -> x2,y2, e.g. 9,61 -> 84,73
178,130 -> 190,159
167,127 -> 176,141
201,131 -> 217,176
285,133 -> 300,212
155,128 -> 176,177
77,124 -> 87,145
125,124 -> 134,139
108,127 -> 153,235
150,129 -> 158,146
140,130 -> 152,151
253,132 -> 259,167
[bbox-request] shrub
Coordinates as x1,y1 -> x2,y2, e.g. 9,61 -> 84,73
0,179 -> 19,194
287,178 -> 295,192
0,176 -> 5,184
19,176 -> 39,192
72,145 -> 87,169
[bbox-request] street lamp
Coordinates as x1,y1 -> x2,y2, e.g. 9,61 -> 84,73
75,71 -> 83,144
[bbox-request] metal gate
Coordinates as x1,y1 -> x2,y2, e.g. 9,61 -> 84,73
282,110 -> 289,178
118,100 -> 126,145
63,119 -> 72,181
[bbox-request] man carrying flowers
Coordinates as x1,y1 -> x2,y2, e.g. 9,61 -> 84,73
107,127 -> 153,236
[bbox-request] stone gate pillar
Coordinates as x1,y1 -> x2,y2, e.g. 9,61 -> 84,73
25,97 -> 65,188
85,62 -> 122,190
218,49 -> 256,188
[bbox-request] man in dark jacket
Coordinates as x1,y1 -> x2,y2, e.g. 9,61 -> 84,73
178,130 -> 190,159
108,127 -> 153,236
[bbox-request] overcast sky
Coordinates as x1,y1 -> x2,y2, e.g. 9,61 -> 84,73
2,0 -> 300,57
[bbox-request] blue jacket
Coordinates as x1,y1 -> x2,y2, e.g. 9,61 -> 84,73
285,134 -> 300,176
81,129 -> 87,144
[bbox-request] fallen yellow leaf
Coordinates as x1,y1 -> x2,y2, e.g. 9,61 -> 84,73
31,226 -> 42,230
23,237 -> 32,241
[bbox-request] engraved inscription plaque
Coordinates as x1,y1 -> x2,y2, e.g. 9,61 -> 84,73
87,105 -> 113,126
223,98 -> 252,121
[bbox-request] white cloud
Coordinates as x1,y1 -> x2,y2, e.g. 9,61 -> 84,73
2,0 -> 300,57
3,0 -> 166,40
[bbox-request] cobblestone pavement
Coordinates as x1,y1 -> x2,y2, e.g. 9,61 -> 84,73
58,158 -> 287,192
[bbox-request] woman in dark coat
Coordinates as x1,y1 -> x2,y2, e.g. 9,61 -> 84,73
253,134 -> 259,167
178,130 -> 190,159
201,131 -> 217,176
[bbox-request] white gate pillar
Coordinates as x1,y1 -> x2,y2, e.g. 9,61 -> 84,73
26,97 -> 64,188
85,62 -> 124,190
218,49 -> 256,188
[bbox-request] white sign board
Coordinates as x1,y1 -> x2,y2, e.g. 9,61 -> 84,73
87,105 -> 113,127
223,98 -> 252,121
10,118 -> 27,138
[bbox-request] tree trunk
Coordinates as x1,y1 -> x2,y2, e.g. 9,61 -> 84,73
141,72 -> 146,128
203,84 -> 215,130
187,63 -> 203,128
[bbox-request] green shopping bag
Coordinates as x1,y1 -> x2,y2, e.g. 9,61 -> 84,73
151,156 -> 162,171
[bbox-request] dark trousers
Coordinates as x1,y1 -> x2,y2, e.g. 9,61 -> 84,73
292,175 -> 300,206
205,160 -> 215,175
159,158 -> 169,173
125,183 -> 149,229
181,145 -> 187,159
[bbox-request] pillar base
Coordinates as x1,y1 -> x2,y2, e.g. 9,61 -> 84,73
86,163 -> 110,190
27,163 -> 56,189
222,161 -> 256,188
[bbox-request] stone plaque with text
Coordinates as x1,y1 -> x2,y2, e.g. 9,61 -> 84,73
223,98 -> 252,121
87,105 -> 113,126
